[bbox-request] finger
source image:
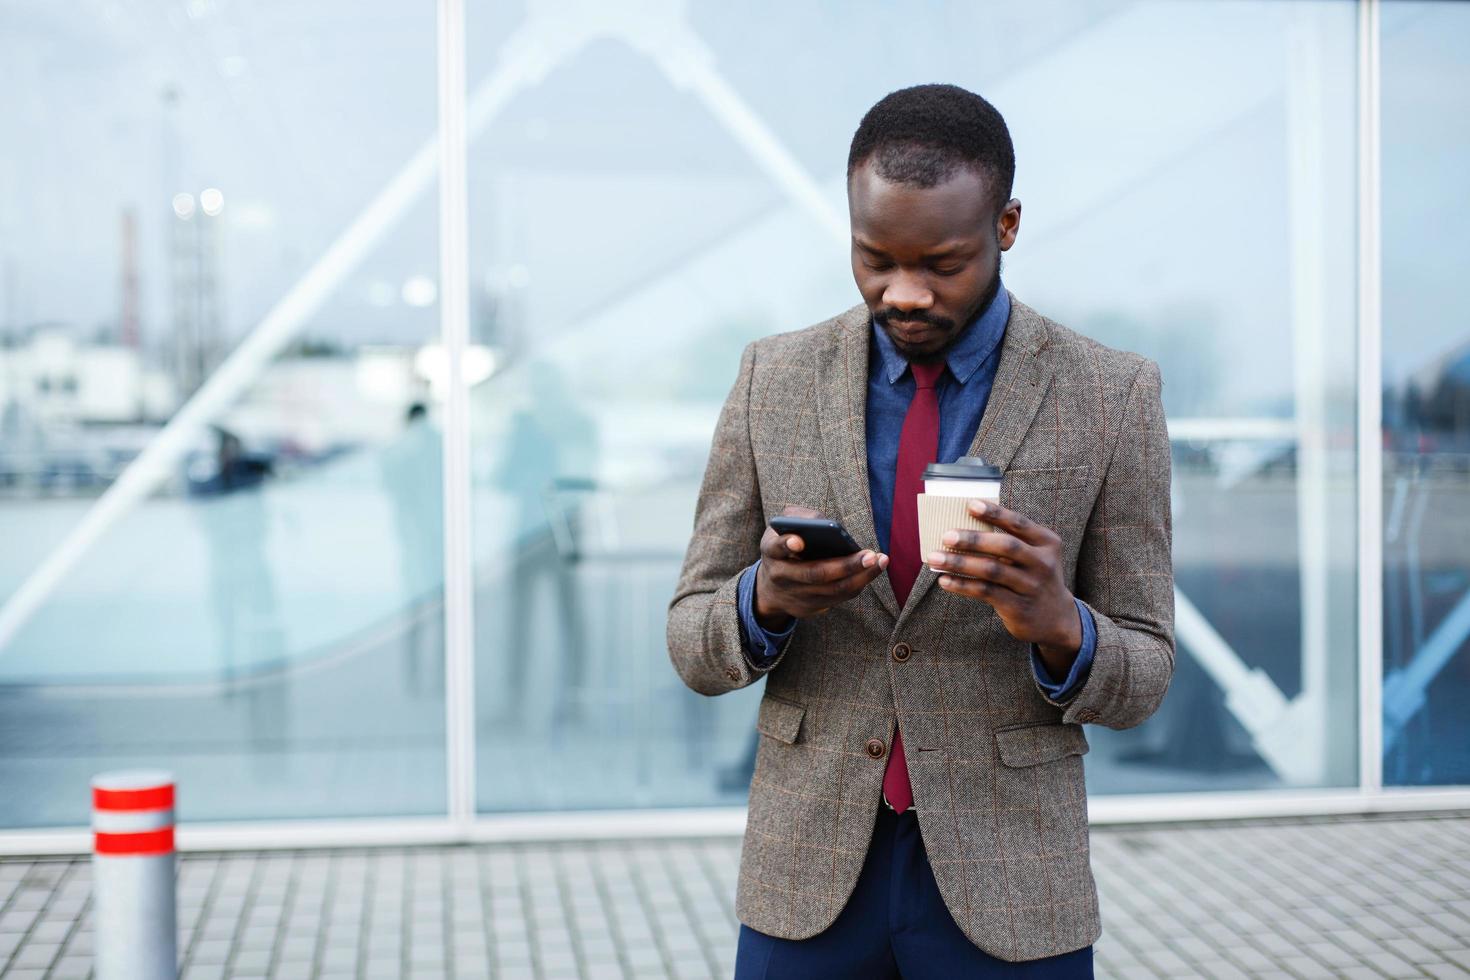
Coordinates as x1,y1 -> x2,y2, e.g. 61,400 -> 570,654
796,559 -> 889,609
790,550 -> 887,585
830,557 -> 889,593
927,549 -> 1031,592
940,528 -> 1027,563
967,498 -> 1056,546
937,571 -> 1022,605
761,528 -> 804,561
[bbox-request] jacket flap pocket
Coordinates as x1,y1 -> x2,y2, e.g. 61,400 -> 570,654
756,695 -> 805,745
994,723 -> 1089,767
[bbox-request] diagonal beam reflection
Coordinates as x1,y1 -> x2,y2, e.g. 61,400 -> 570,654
0,29 -> 565,652
0,7 -> 850,653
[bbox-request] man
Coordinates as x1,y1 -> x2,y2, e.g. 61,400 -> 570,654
668,85 -> 1173,977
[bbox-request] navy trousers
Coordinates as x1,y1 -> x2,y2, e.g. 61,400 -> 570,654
734,807 -> 1094,979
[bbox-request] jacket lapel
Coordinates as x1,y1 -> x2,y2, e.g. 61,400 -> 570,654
816,304 -> 901,619
899,293 -> 1056,621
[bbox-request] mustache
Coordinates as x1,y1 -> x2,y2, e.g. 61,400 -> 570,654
875,308 -> 956,332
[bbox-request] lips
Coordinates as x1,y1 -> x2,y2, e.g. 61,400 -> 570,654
890,321 -> 936,342
877,309 -> 953,349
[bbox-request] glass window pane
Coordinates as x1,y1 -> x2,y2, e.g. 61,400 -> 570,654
1009,1 -> 1361,793
0,4 -> 444,826
467,0 -> 1360,812
1381,2 -> 1470,787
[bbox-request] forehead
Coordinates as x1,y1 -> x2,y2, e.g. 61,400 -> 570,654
847,161 -> 993,252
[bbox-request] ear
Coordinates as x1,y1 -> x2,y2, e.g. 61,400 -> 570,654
997,199 -> 1022,251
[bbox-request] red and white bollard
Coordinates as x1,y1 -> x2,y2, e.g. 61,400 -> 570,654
91,771 -> 178,980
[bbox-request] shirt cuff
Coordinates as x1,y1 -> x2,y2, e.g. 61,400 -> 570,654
1030,597 -> 1096,701
737,561 -> 797,667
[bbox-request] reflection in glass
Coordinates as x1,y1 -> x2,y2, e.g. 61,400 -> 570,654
468,0 -> 1361,812
493,362 -> 596,725
0,3 -> 446,826
192,429 -> 282,689
0,0 -> 1409,829
1381,3 -> 1470,786
382,403 -> 445,695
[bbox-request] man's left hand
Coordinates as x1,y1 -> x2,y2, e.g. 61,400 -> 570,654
927,499 -> 1082,673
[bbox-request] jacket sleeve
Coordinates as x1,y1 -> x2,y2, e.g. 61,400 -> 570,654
667,342 -> 791,695
1036,358 -> 1175,729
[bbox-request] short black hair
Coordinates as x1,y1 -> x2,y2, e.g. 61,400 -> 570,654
847,84 -> 1015,213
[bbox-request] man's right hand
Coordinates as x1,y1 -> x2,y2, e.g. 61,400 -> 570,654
753,506 -> 889,631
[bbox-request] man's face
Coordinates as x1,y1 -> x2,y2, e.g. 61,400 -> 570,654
848,159 -> 1021,363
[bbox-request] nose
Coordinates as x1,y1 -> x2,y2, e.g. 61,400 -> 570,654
882,271 -> 933,314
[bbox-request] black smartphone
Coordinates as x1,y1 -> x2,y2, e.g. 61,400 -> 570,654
769,516 -> 862,561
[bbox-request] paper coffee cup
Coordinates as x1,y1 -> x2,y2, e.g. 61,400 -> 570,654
917,457 -> 1003,567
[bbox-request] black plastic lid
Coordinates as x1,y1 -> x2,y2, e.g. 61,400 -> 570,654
923,456 -> 1002,480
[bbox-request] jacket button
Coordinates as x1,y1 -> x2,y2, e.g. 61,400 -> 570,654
865,738 -> 886,759
891,642 -> 912,663
724,665 -> 741,681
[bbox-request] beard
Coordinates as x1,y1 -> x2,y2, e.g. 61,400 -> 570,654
875,250 -> 1003,364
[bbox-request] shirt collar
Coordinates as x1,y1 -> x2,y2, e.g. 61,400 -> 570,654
871,284 -> 1010,387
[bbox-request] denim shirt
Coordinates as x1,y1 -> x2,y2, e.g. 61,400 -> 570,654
735,285 -> 1096,698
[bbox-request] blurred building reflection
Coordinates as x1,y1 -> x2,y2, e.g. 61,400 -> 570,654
0,0 -> 1464,833
1381,0 -> 1470,786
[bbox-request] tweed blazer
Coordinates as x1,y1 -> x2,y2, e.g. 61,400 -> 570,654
667,293 -> 1174,962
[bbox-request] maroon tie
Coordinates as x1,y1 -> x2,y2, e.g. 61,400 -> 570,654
882,360 -> 945,814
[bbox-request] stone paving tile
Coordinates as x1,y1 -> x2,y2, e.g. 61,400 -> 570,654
1,812 -> 1468,978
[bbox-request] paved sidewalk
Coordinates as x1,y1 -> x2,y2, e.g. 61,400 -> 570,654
1,812 -> 1468,979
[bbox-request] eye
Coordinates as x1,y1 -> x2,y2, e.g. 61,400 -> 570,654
931,265 -> 964,277
863,259 -> 893,272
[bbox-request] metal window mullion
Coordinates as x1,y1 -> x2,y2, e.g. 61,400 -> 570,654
1356,0 -> 1385,797
437,0 -> 476,831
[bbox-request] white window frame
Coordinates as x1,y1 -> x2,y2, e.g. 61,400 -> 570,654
9,0 -> 1470,859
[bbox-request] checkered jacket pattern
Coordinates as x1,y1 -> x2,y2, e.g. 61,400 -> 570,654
667,294 -> 1175,962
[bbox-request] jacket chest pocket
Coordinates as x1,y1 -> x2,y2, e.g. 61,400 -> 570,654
1001,465 -> 1093,529
1003,464 -> 1091,497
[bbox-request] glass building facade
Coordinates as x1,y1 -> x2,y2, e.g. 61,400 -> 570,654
0,0 -> 1466,841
